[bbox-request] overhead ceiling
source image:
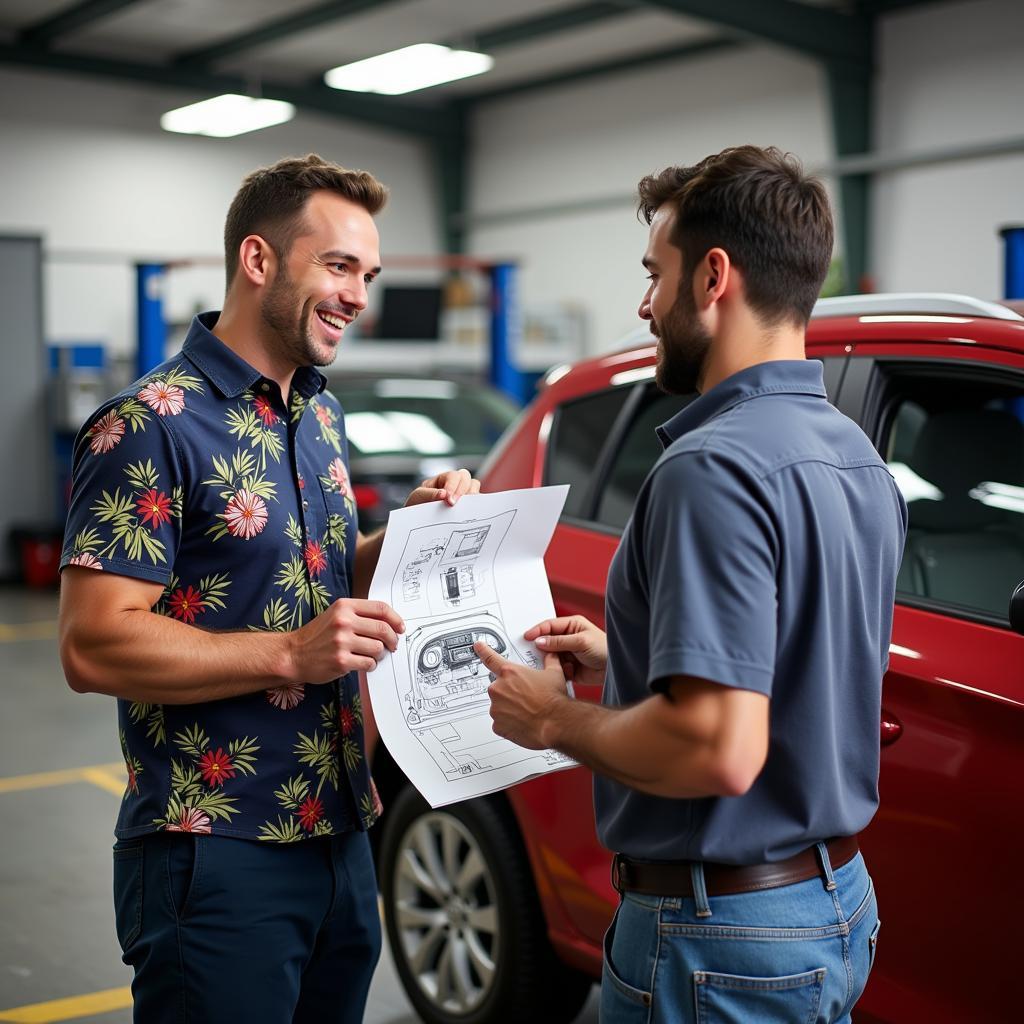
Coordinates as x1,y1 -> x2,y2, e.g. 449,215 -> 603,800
0,0 -> 949,138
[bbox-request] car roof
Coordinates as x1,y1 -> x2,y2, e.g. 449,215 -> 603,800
812,293 -> 1023,320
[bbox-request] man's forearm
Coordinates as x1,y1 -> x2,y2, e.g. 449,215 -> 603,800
542,695 -> 738,799
62,609 -> 295,704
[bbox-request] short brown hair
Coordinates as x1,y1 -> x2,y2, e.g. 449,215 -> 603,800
637,146 -> 833,327
224,153 -> 388,284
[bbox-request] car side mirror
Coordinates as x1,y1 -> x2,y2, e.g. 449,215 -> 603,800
1010,580 -> 1024,635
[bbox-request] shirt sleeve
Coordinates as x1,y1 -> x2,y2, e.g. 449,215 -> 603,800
60,398 -> 184,585
642,449 -> 779,697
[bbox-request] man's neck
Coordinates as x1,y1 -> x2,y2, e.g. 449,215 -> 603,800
212,304 -> 296,400
699,316 -> 805,393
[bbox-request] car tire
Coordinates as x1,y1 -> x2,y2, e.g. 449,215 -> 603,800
380,785 -> 593,1024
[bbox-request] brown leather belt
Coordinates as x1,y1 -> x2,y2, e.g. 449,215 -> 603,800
612,835 -> 859,898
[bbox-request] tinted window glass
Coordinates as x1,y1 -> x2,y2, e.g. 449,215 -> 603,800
596,391 -> 694,531
884,375 -> 1024,620
547,388 -> 631,519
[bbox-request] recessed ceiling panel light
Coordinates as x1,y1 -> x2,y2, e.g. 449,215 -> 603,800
324,43 -> 493,95
160,94 -> 295,137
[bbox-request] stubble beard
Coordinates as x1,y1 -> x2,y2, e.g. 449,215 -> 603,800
261,268 -> 338,369
653,279 -> 712,396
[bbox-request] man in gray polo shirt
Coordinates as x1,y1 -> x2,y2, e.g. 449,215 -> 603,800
477,145 -> 907,1022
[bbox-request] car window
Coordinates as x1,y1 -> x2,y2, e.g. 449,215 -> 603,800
595,390 -> 694,531
882,373 -> 1024,622
546,387 -> 631,519
334,385 -> 519,457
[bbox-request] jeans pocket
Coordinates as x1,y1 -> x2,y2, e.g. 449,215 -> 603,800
868,918 -> 881,971
166,834 -> 203,923
694,967 -> 826,1024
112,839 -> 144,952
600,904 -> 653,1022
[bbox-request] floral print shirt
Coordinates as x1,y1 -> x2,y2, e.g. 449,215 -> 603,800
61,312 -> 378,842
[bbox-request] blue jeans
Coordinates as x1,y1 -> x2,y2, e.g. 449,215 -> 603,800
113,831 -> 381,1024
600,848 -> 880,1023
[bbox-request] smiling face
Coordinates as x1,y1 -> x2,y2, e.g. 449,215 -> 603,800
260,190 -> 381,369
638,205 -> 712,395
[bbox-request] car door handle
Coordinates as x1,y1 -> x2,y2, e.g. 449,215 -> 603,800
880,710 -> 903,746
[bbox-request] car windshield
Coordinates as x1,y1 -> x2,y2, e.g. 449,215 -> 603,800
331,380 -> 520,457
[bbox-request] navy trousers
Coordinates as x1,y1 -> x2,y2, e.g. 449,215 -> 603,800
113,831 -> 381,1023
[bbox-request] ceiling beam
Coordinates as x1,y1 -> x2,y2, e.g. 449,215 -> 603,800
856,0 -> 966,13
641,0 -> 871,71
474,2 -> 634,51
0,43 -> 460,139
174,0 -> 405,69
827,62 -> 873,292
177,0 -> 640,71
466,36 -> 740,103
18,0 -> 147,47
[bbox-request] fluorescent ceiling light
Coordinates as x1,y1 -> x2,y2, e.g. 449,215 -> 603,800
160,94 -> 295,138
324,43 -> 493,95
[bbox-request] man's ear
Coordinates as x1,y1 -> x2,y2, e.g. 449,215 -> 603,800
236,234 -> 276,288
699,247 -> 731,308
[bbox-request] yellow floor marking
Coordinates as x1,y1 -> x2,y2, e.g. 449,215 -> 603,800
0,620 -> 58,643
0,763 -> 125,796
0,986 -> 131,1023
78,768 -> 128,798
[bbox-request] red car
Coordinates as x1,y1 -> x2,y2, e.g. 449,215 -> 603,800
370,293 -> 1024,1024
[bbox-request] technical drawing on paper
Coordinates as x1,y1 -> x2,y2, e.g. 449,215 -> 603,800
391,512 -> 514,619
401,610 -> 556,781
442,525 -> 490,561
368,485 -> 575,806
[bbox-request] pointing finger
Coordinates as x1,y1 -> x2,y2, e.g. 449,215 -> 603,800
474,641 -> 506,673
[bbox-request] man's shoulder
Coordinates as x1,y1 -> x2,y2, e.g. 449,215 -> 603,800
649,436 -> 762,503
700,393 -> 884,477
92,354 -> 207,419
317,386 -> 343,413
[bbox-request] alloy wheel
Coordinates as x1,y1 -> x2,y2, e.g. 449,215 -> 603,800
392,811 -> 500,1015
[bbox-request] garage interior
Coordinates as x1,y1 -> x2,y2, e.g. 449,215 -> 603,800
1,1 -> 1022,1021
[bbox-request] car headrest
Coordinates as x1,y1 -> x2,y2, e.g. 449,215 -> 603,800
908,408 -> 1024,530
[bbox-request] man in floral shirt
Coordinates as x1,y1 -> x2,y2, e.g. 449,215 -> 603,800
58,154 -> 478,1023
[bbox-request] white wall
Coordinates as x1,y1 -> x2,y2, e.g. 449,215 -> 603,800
0,67 -> 441,356
871,0 -> 1024,296
1,0 -> 1022,365
467,45 -> 835,354
465,0 -> 1024,354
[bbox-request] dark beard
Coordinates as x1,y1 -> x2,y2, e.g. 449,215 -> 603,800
260,268 -> 332,368
653,280 -> 712,395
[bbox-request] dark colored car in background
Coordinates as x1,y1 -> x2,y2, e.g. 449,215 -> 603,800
370,294 -> 1024,1024
327,375 -> 520,531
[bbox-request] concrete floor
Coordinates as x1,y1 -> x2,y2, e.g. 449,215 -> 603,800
0,586 -> 599,1024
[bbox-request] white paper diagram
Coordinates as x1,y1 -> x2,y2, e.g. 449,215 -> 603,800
390,510 -> 512,620
367,487 -> 577,808
403,610 -> 551,780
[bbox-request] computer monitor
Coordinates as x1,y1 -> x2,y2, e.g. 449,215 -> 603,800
377,285 -> 443,340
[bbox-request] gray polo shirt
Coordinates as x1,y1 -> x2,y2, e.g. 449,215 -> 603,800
595,359 -> 907,865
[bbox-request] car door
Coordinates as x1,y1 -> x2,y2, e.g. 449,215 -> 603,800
836,346 -> 1024,1024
